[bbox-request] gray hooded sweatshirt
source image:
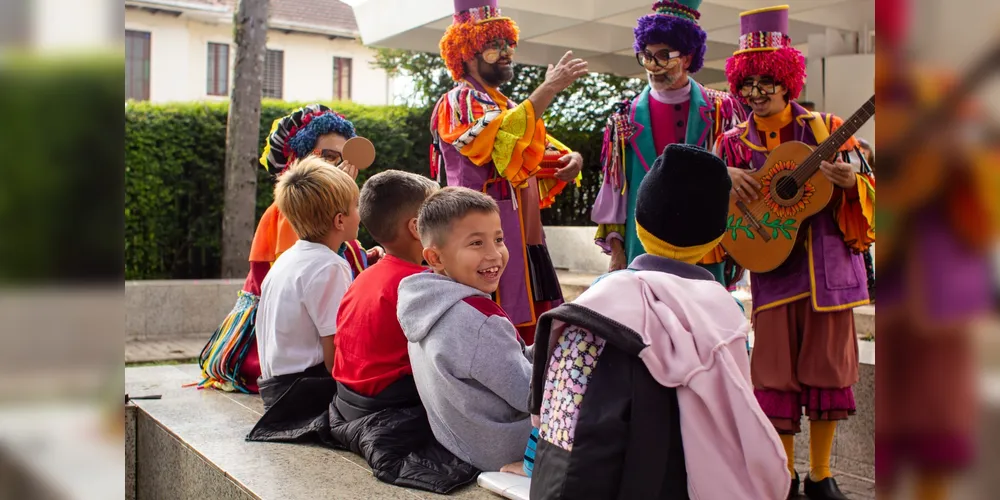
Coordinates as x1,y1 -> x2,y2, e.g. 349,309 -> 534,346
397,272 -> 533,471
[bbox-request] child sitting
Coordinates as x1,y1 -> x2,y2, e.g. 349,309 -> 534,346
255,156 -> 361,409
527,144 -> 789,499
397,187 -> 533,472
333,170 -> 439,421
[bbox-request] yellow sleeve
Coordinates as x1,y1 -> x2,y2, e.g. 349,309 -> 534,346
436,88 -> 547,187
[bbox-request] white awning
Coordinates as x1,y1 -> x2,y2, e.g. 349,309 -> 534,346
346,0 -> 874,88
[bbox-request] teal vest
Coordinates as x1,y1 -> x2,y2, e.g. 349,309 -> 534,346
622,81 -> 725,285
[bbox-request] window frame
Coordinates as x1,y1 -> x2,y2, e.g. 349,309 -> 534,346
125,30 -> 151,101
206,42 -> 230,97
263,49 -> 284,100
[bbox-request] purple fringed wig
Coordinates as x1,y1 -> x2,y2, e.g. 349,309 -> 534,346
725,5 -> 806,102
634,0 -> 707,73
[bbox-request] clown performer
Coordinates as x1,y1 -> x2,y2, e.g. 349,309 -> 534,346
713,6 -> 875,500
194,104 -> 382,394
429,0 -> 587,344
592,0 -> 745,283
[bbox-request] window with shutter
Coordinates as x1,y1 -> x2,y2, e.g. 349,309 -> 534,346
125,30 -> 151,101
333,57 -> 352,101
206,43 -> 230,96
263,49 -> 284,99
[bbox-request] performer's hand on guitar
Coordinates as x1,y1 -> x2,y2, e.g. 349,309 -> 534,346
336,160 -> 360,180
819,160 -> 857,189
728,167 -> 761,204
609,240 -> 627,272
554,152 -> 583,181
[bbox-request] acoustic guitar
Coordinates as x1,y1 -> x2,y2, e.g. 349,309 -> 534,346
722,96 -> 875,273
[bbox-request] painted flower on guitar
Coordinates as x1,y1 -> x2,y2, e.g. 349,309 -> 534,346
760,159 -> 815,218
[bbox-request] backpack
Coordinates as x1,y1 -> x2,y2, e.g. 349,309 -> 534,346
527,302 -> 688,500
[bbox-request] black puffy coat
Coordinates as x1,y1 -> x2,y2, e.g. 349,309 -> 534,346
247,377 -> 478,494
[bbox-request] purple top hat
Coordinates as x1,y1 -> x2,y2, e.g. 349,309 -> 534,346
453,0 -> 505,23
734,5 -> 792,55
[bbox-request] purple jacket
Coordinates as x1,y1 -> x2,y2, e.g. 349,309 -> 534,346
715,103 -> 871,313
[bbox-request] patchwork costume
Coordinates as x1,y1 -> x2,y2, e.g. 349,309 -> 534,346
714,6 -> 875,498
430,0 -> 581,344
592,0 -> 745,286
529,145 -> 789,500
195,105 -> 377,394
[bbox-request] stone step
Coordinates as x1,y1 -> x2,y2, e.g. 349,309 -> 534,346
125,364 -> 495,500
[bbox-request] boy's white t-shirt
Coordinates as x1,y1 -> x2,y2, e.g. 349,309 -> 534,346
256,240 -> 353,381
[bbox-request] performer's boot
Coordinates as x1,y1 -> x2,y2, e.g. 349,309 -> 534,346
780,434 -> 798,499
804,420 -> 848,500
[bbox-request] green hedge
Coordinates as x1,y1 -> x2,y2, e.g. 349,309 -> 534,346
0,55 -> 123,284
125,101 -> 603,280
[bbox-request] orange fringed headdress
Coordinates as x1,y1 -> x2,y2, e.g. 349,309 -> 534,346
440,0 -> 519,81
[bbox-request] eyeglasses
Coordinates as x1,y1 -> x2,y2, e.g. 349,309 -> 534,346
481,39 -> 516,64
311,148 -> 343,164
739,78 -> 780,98
635,49 -> 682,69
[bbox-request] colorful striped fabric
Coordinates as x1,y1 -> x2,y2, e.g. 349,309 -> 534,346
194,291 -> 259,393
523,427 -> 539,477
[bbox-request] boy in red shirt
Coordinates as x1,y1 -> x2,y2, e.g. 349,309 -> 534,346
333,170 -> 440,421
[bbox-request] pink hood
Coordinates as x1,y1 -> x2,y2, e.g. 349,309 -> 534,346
572,268 -> 789,500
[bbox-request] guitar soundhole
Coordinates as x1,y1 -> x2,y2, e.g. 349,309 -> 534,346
776,177 -> 799,199
770,170 -> 804,207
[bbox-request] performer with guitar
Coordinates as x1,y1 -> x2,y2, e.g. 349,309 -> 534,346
591,0 -> 745,285
714,6 -> 875,500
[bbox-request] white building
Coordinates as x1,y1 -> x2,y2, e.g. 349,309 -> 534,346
124,0 -> 395,105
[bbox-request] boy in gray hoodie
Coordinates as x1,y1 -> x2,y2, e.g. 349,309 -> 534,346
397,187 -> 533,472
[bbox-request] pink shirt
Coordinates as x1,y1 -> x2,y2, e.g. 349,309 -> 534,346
649,93 -> 691,155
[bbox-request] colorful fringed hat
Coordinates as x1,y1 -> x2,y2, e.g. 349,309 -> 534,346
634,0 -> 708,73
259,104 -> 356,175
439,0 -> 520,81
724,5 -> 806,102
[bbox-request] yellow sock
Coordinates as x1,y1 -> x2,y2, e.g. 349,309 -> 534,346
780,434 -> 795,476
915,473 -> 949,500
809,420 -> 837,480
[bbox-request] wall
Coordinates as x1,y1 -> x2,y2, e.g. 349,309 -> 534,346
125,10 -> 194,103
264,31 -> 389,105
123,10 -> 390,105
822,53 -> 875,143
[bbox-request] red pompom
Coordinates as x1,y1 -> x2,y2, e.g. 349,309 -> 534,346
725,47 -> 806,103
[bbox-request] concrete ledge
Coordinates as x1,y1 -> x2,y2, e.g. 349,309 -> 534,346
543,226 -> 608,276
126,279 -> 243,341
126,364 -> 494,500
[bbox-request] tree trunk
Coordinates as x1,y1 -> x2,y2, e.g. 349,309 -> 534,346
221,0 -> 268,278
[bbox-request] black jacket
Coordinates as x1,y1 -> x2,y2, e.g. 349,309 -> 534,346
528,304 -> 689,500
246,376 -> 478,494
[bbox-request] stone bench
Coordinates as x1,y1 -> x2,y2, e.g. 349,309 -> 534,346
126,363 -> 1000,500
125,363 -> 497,500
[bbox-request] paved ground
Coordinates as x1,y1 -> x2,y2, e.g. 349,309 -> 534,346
789,465 -> 875,500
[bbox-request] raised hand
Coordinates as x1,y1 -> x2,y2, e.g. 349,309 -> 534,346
544,51 -> 589,93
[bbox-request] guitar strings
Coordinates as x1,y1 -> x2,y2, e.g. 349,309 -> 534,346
740,108 -> 872,224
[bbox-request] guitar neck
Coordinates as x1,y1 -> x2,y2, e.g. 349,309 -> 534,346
796,96 -> 876,179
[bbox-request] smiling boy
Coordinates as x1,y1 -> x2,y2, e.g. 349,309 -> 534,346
397,187 -> 533,472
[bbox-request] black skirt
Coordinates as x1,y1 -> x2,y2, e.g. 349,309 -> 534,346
527,244 -> 563,302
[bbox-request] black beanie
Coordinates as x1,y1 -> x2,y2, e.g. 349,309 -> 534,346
635,143 -> 732,249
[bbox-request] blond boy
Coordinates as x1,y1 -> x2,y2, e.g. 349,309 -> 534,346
256,156 -> 361,408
